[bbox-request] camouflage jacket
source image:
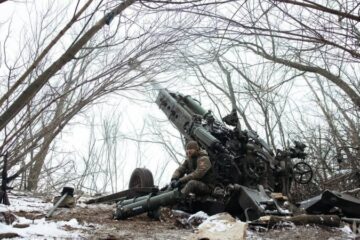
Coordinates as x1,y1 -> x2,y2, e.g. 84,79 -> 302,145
172,150 -> 215,185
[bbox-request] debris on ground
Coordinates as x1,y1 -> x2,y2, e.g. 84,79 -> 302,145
0,191 -> 358,239
190,212 -> 247,240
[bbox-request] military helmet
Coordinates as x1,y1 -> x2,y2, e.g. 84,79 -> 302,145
186,140 -> 199,150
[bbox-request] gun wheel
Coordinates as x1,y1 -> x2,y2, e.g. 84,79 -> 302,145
129,168 -> 154,188
293,162 -> 313,184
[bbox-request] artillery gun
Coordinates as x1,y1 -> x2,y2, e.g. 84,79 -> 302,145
113,89 -> 313,221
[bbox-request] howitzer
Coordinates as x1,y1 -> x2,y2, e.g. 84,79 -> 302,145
113,89 -> 313,221
156,89 -> 311,192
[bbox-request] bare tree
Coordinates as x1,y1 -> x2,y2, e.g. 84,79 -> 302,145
174,0 -> 359,107
1,0 -> 233,192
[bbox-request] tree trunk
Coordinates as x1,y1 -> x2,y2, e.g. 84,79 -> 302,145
26,140 -> 51,190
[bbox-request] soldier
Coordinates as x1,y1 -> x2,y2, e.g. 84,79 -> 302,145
170,140 -> 215,196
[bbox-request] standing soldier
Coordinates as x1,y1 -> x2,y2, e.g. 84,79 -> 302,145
170,140 -> 215,196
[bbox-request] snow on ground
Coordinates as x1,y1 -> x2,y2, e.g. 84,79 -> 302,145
341,225 -> 353,234
197,214 -> 236,232
0,191 -> 91,239
0,218 -> 84,239
77,201 -> 113,210
340,225 -> 358,238
187,211 -> 209,222
7,194 -> 52,213
190,212 -> 247,240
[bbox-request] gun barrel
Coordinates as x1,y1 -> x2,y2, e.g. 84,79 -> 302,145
114,189 -> 182,220
156,89 -> 221,148
156,89 -> 192,136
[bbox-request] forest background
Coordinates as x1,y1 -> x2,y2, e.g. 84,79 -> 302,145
0,0 -> 358,200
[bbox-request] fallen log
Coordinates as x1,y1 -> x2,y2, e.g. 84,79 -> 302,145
254,214 -> 341,227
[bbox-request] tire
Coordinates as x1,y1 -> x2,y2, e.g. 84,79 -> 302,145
129,168 -> 154,189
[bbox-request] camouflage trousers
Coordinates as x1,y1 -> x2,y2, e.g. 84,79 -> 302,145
180,180 -> 212,196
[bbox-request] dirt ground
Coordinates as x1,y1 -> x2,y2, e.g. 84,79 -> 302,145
15,202 -> 193,239
13,201 -> 358,240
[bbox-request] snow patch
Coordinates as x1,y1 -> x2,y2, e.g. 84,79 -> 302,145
0,205 -> 8,212
7,195 -> 52,213
193,213 -> 247,240
0,218 -> 84,239
0,192 -> 92,239
188,211 -> 209,221
78,202 -> 113,210
340,225 -> 353,235
198,213 -> 242,232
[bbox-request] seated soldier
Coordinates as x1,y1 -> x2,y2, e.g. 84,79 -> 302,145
170,140 -> 215,196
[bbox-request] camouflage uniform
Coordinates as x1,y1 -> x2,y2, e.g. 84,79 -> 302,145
172,141 -> 215,196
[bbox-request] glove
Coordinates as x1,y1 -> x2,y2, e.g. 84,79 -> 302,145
170,179 -> 181,189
